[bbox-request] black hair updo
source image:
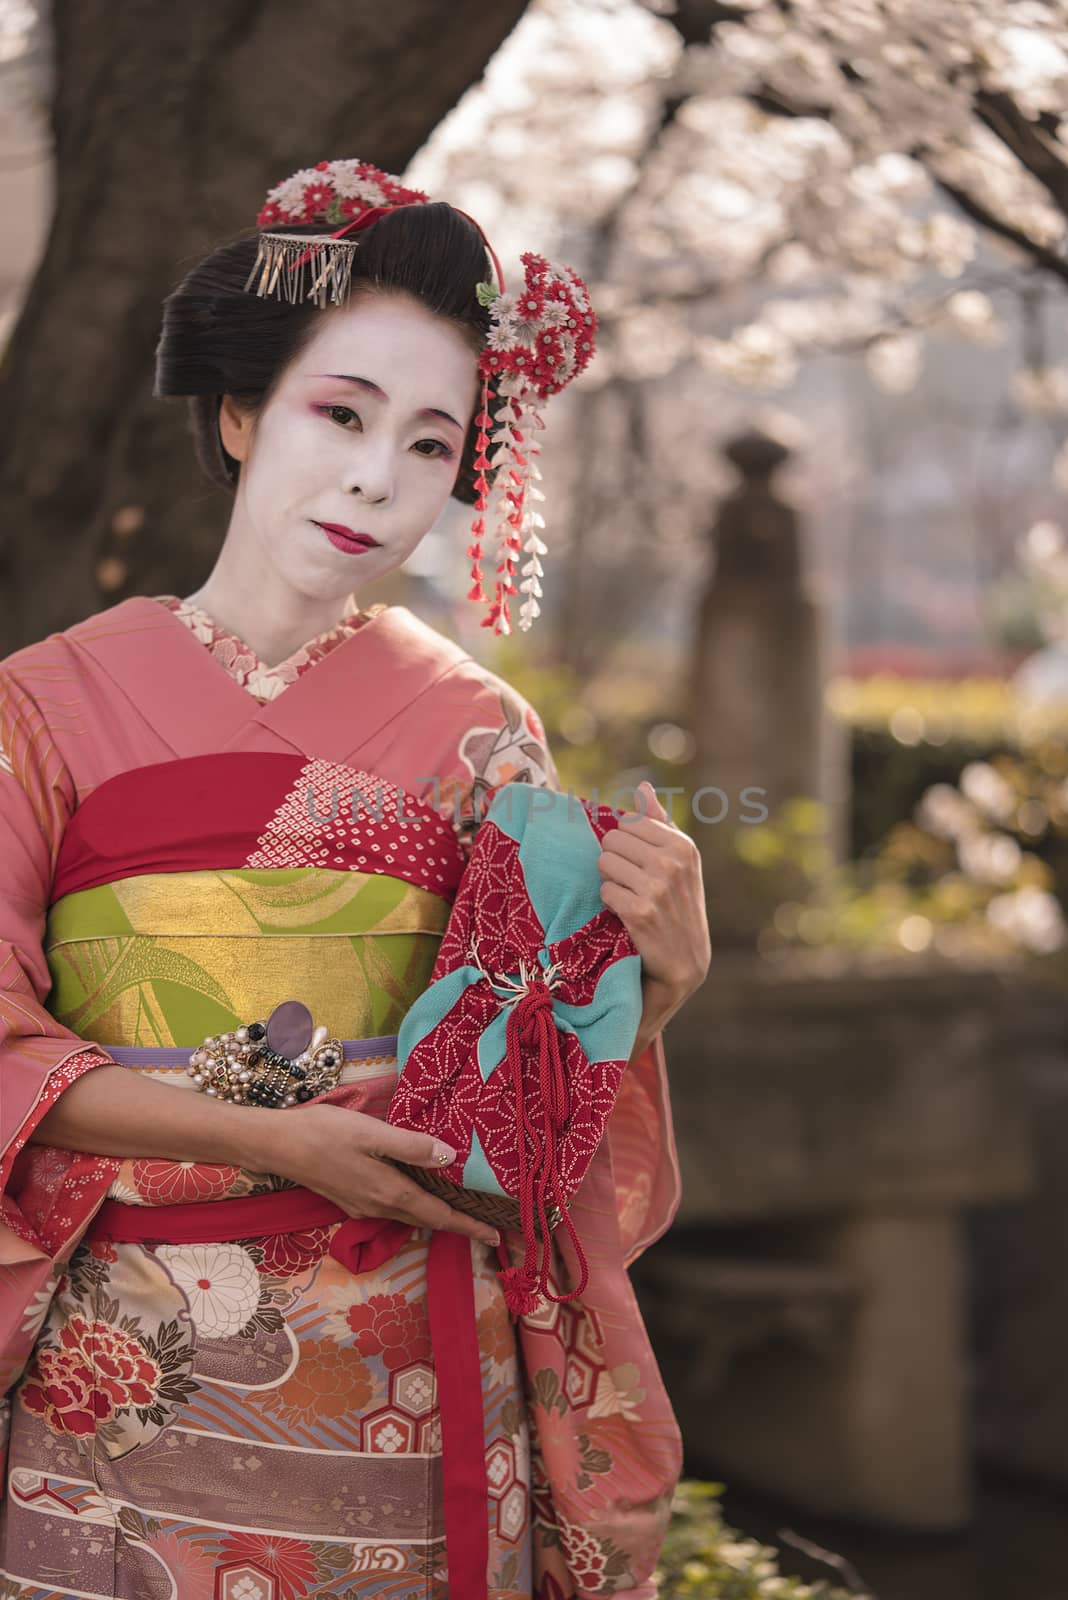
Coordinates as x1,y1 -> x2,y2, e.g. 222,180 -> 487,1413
154,201 -> 498,504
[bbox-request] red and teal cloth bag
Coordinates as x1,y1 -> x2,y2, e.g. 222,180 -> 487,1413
389,781 -> 645,1314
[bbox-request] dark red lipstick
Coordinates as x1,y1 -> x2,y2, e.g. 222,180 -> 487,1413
312,521 -> 381,554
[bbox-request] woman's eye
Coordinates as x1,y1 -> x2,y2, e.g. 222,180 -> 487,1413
321,404 -> 360,428
318,405 -> 451,460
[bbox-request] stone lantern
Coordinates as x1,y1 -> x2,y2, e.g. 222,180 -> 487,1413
686,422 -> 843,944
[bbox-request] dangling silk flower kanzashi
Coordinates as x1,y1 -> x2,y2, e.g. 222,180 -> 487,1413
244,158 -> 599,637
472,255 -> 598,636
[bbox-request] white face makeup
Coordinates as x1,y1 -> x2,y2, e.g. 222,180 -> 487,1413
222,290 -> 480,606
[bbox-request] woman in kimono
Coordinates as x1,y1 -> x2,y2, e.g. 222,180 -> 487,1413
0,160 -> 710,1599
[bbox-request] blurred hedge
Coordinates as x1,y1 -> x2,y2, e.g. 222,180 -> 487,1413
832,676 -> 1068,861
659,1482 -> 867,1599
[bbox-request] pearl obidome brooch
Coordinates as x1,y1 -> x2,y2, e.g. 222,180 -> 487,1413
187,999 -> 344,1108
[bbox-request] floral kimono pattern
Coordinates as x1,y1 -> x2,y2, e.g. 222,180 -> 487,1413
0,596 -> 681,1599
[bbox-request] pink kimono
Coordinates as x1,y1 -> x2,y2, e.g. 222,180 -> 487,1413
0,596 -> 681,1599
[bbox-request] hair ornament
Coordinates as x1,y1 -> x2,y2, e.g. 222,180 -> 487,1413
246,158 -> 599,635
244,159 -> 431,307
469,255 -> 598,634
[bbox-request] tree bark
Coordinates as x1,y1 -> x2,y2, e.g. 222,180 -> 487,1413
0,0 -> 530,652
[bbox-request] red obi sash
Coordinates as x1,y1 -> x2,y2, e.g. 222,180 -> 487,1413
52,751 -> 466,902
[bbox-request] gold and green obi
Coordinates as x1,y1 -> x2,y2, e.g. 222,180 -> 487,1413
43,755 -> 468,1202
45,866 -> 452,1053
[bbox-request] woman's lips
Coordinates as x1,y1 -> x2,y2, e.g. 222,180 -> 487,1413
312,520 -> 381,554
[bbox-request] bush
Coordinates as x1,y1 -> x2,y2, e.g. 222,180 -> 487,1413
658,1482 -> 869,1599
831,676 -> 1068,860
761,679 -> 1068,965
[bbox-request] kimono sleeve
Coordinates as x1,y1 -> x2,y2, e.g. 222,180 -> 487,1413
436,674 -> 562,864
0,666 -> 115,1382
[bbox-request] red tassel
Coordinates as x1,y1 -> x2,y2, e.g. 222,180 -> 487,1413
499,1265 -> 542,1317
468,577 -> 488,603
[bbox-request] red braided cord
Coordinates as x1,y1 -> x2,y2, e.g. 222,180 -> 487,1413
500,982 -> 590,1312
503,995 -> 540,1306
532,1001 -> 589,1303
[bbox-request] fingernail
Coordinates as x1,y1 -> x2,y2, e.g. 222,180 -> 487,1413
487,1230 -> 501,1248
432,1141 -> 457,1165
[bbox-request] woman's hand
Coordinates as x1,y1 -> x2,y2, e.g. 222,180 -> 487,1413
254,1103 -> 501,1249
30,1068 -> 498,1248
598,780 -> 711,1016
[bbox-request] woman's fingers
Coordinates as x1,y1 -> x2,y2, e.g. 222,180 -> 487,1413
285,1106 -> 500,1246
351,1113 -> 458,1171
387,1187 -> 500,1247
338,1142 -> 500,1247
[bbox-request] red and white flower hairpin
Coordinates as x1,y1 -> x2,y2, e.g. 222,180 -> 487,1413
245,158 -> 599,636
469,256 -> 598,635
246,158 -> 432,304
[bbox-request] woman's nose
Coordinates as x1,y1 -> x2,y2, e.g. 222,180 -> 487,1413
343,446 -> 393,504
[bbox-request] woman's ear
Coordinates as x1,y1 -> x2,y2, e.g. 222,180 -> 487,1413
218,394 -> 255,464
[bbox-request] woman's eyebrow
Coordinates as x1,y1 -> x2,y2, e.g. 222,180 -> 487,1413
315,372 -> 464,433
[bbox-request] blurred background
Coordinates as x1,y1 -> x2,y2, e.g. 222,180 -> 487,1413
4,2 -> 1068,1595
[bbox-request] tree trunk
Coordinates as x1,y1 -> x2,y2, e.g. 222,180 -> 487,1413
0,0 -> 529,652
